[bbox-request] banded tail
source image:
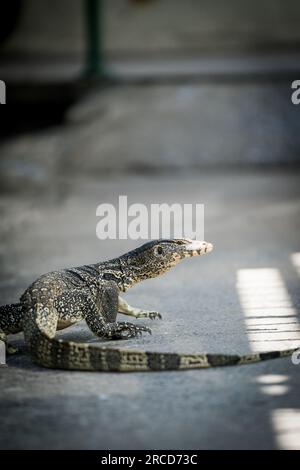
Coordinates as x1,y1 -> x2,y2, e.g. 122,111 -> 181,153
28,332 -> 299,372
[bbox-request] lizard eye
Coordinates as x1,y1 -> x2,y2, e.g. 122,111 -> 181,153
156,246 -> 163,255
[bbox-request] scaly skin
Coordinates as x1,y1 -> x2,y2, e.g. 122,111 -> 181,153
0,239 -> 298,371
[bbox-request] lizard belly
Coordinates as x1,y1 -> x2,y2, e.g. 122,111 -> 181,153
57,319 -> 78,330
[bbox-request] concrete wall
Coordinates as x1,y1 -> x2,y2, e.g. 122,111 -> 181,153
2,0 -> 300,59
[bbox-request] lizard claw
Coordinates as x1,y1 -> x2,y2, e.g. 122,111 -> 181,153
137,311 -> 162,320
112,322 -> 152,339
140,326 -> 152,334
148,311 -> 162,320
129,324 -> 152,337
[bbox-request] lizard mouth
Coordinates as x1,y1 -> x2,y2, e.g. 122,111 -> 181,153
183,239 -> 214,256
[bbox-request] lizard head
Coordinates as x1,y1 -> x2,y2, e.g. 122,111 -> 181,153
121,238 -> 213,286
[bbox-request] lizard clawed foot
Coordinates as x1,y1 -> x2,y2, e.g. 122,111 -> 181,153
108,321 -> 152,339
136,311 -> 162,320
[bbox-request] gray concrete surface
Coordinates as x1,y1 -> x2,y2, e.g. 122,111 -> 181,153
2,54 -> 300,83
0,169 -> 300,449
1,81 -> 300,176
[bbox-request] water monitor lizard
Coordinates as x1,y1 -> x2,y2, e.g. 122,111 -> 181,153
0,239 -> 298,371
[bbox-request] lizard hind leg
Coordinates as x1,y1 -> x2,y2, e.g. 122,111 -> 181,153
23,303 -> 59,364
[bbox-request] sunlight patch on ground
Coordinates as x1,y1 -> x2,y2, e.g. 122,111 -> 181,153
272,409 -> 300,449
256,374 -> 290,397
256,374 -> 289,384
237,268 -> 300,352
260,385 -> 290,396
291,252 -> 300,277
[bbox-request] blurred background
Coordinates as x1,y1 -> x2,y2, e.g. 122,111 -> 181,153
0,0 -> 300,451
1,0 -> 300,169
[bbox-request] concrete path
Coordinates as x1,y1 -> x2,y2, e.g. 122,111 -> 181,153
0,170 -> 299,449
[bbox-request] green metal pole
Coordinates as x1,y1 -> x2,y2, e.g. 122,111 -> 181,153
84,0 -> 105,77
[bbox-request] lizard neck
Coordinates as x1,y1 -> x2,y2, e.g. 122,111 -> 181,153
92,258 -> 128,292
117,255 -> 153,291
118,258 -> 140,291
94,253 -> 147,292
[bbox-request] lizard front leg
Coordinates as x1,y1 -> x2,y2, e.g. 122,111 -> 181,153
118,296 -> 162,320
55,285 -> 151,340
94,282 -> 152,338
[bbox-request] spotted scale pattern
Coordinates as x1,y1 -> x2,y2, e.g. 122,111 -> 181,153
0,239 -> 298,370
